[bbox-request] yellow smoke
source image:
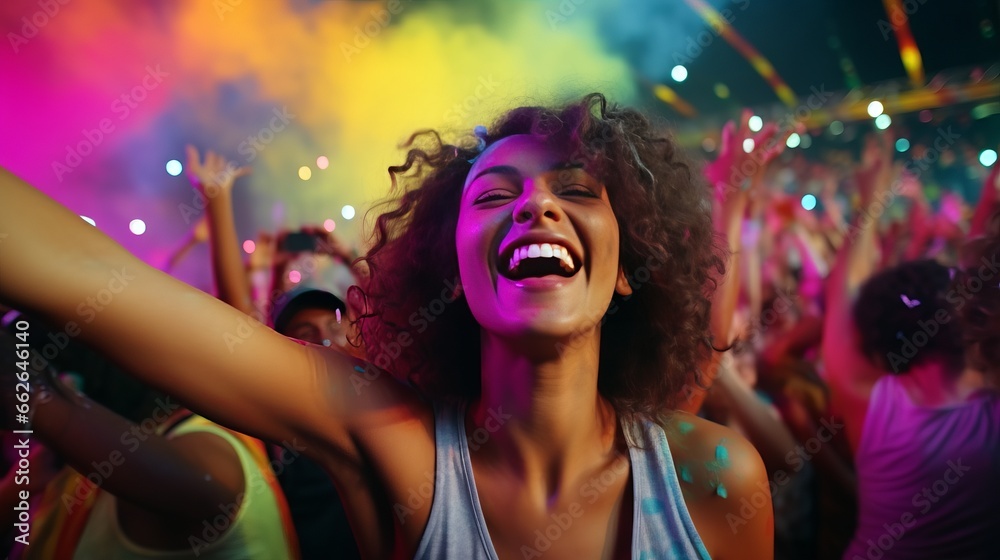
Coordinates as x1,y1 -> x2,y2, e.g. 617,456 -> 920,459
3,0 -> 635,247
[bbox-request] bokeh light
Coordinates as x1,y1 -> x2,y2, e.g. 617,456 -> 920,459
298,166 -> 312,181
165,159 -> 183,176
748,115 -> 763,132
895,138 -> 910,152
317,156 -> 329,170
867,100 -> 884,118
981,149 -> 998,167
786,133 -> 801,148
742,138 -> 755,153
323,218 -> 336,232
670,65 -> 687,82
242,239 -> 256,254
288,270 -> 301,283
829,121 -> 844,135
874,114 -> 892,130
801,194 -> 817,211
129,219 -> 146,235
341,205 -> 356,220
80,215 -> 96,226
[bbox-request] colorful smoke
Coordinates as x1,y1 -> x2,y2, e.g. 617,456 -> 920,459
0,0 -> 635,289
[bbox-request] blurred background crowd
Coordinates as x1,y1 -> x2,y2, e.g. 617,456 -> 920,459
2,0 -> 998,558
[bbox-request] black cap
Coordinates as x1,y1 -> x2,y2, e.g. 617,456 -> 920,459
270,287 -> 347,335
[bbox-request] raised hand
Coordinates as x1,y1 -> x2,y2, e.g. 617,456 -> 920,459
854,132 -> 894,209
185,145 -> 251,198
704,109 -> 795,203
248,230 -> 276,272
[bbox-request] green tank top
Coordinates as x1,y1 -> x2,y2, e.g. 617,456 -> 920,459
72,415 -> 296,559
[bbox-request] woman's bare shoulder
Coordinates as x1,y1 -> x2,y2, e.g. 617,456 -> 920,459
661,411 -> 773,559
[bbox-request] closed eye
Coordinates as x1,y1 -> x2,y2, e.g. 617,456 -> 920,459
474,190 -> 515,204
559,184 -> 599,197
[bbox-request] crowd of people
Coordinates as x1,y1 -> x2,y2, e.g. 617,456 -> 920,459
1,93 -> 998,559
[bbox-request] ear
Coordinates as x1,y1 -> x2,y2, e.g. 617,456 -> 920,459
615,265 -> 633,297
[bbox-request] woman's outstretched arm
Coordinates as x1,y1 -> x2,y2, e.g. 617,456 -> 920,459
0,167 -> 404,465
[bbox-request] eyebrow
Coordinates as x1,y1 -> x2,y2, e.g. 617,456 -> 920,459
468,162 -> 586,184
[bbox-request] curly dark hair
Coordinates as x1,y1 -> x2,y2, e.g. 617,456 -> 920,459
853,260 -> 965,374
355,93 -> 724,419
955,208 -> 1000,375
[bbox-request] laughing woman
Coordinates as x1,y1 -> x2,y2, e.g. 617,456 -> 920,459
0,94 -> 770,559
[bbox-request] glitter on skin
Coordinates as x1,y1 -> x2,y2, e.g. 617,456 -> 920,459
705,439 -> 730,473
678,421 -> 694,435
704,439 -> 730,498
715,442 -> 730,467
679,465 -> 693,484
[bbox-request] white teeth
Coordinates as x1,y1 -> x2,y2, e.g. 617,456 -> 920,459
507,242 -> 577,272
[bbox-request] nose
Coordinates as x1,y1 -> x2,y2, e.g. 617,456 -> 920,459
322,321 -> 349,349
513,180 -> 561,225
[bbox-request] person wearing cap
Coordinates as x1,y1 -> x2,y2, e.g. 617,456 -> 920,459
270,286 -> 362,560
271,286 -> 351,349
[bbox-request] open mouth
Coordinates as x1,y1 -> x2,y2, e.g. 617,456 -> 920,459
499,242 -> 581,281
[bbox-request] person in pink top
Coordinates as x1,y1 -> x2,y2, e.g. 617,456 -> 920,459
824,136 -> 1000,560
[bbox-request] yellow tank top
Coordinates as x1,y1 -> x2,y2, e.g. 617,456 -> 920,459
55,415 -> 297,559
